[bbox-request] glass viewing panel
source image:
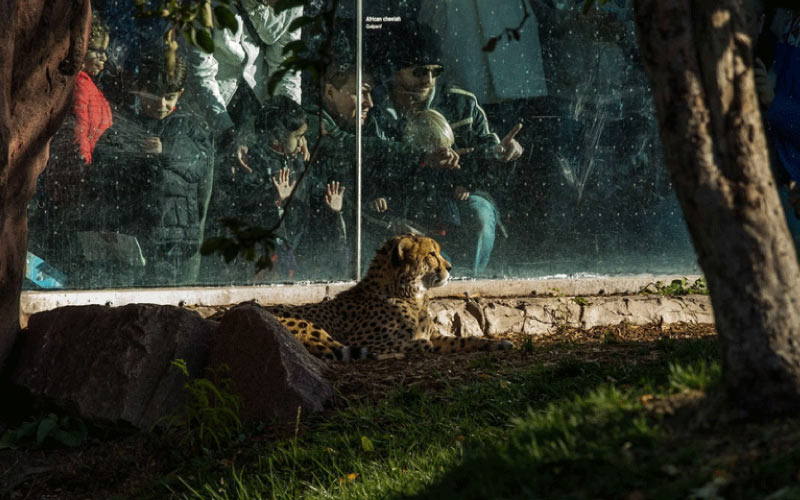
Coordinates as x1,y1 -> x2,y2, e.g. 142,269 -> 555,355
25,0 -> 698,291
359,0 -> 697,279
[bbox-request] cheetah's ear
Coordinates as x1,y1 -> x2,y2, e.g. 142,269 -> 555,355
392,238 -> 412,267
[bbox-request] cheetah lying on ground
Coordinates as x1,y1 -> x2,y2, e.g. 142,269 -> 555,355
264,234 -> 513,360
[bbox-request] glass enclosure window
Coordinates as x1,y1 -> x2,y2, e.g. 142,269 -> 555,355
24,0 -> 698,291
359,0 -> 696,279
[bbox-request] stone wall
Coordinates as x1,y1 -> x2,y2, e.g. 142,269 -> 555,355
429,295 -> 713,338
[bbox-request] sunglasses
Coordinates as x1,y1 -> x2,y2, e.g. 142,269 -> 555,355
411,66 -> 444,78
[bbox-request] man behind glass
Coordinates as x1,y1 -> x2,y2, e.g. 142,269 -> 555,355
302,30 -> 466,276
371,21 -> 524,277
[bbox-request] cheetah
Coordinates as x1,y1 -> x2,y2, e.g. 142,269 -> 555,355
263,234 -> 513,360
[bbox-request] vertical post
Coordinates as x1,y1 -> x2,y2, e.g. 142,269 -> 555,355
354,0 -> 363,279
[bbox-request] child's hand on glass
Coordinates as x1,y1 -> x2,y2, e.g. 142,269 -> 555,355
271,167 -> 296,203
298,136 -> 310,161
142,136 -> 162,154
325,181 -> 346,213
453,185 -> 470,201
370,197 -> 388,213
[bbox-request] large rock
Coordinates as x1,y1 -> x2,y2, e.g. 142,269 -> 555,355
11,304 -> 214,429
208,304 -> 333,421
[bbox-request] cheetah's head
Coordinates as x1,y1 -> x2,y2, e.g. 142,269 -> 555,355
367,234 -> 452,296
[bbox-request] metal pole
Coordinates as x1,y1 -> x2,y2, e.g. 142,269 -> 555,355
354,0 -> 363,279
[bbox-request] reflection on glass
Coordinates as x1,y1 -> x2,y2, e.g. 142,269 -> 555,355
25,0 -> 699,291
362,0 -> 697,279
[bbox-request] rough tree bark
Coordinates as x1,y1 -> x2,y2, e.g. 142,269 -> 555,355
633,0 -> 800,416
0,0 -> 91,368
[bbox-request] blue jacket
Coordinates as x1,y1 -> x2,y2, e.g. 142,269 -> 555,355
768,22 -> 800,183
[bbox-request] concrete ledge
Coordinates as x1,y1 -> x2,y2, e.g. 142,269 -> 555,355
430,294 -> 713,337
20,275 -> 705,326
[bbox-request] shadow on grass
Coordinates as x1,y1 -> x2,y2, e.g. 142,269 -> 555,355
393,338 -> 800,500
165,337 -> 729,500
16,335 -> 800,500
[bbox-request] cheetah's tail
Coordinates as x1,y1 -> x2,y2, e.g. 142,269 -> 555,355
429,335 -> 513,353
338,345 -> 371,362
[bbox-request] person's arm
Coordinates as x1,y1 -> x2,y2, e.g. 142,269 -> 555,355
446,88 -> 501,160
183,42 -> 235,132
263,32 -> 302,103
243,1 -> 304,103
241,0 -> 302,45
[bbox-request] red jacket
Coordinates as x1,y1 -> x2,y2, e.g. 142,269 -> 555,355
73,71 -> 112,164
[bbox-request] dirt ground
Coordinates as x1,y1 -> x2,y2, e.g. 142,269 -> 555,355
0,323 -> 717,500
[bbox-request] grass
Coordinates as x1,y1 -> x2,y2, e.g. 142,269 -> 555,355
110,337 -> 797,500
7,333 -> 800,499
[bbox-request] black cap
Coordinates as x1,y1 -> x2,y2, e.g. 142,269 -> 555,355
381,21 -> 442,71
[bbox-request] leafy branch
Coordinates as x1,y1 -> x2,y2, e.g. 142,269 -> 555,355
133,0 -> 239,78
482,0 -> 531,52
482,0 -> 612,52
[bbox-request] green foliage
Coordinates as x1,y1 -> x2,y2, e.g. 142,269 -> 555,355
519,334 -> 535,354
641,277 -> 709,296
266,0 -> 339,98
274,0 -> 306,14
573,296 -> 590,306
0,412 -> 87,449
467,353 -> 497,370
159,359 -> 243,451
287,14 -> 317,33
133,0 -> 238,54
602,329 -> 618,344
668,359 -> 722,393
200,217 -> 278,272
213,5 -> 238,32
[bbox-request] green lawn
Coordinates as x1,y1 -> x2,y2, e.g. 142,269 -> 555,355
5,330 -> 800,500
135,336 -> 800,500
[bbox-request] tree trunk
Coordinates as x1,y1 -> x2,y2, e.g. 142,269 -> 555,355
632,0 -> 800,416
0,0 -> 90,368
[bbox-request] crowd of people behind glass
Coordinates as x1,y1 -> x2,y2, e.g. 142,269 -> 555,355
26,0 -> 800,289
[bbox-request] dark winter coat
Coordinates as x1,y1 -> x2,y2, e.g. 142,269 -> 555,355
91,106 -> 214,276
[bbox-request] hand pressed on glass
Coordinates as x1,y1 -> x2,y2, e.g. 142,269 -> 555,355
325,181 -> 346,213
272,167 -> 296,203
370,197 -> 389,213
453,185 -> 470,201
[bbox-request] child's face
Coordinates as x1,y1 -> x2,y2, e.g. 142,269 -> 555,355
278,122 -> 308,157
137,89 -> 183,120
82,33 -> 109,77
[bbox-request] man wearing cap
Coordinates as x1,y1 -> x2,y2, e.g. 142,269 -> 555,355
371,21 -> 524,277
301,29 -> 470,274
